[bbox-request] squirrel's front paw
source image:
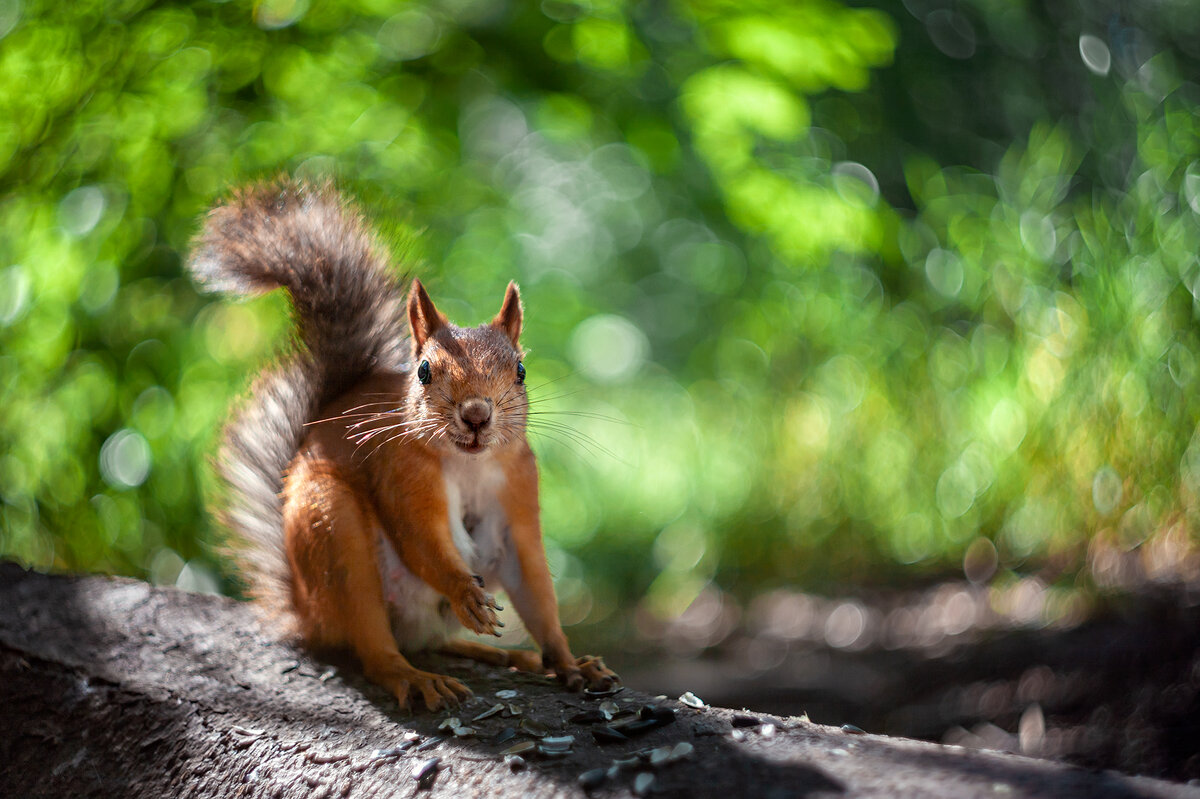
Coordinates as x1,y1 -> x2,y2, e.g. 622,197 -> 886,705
450,574 -> 504,636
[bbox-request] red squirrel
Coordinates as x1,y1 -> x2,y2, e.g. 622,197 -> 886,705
188,180 -> 618,710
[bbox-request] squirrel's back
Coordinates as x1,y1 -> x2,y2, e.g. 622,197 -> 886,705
188,180 -> 408,616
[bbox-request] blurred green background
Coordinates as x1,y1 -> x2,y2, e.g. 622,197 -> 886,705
3,0 -> 1200,648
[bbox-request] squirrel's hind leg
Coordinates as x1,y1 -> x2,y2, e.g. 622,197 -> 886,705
282,455 -> 471,711
437,638 -> 543,672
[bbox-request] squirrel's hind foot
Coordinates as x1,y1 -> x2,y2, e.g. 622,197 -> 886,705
557,654 -> 620,693
364,654 -> 472,711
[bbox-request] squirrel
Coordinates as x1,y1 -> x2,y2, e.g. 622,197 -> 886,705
188,180 -> 618,710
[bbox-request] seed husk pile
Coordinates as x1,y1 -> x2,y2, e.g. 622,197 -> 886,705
500,740 -> 536,757
473,703 -> 504,722
412,757 -> 440,790
584,684 -> 623,698
591,704 -> 675,744
437,717 -> 477,738
592,726 -> 629,744
519,718 -> 550,737
537,735 -> 574,757
572,699 -> 621,722
415,735 -> 444,752
571,708 -> 608,724
580,740 -> 695,793
578,767 -> 607,790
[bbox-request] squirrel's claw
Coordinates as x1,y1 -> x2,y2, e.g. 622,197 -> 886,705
364,654 -> 472,712
452,579 -> 504,636
551,654 -> 621,693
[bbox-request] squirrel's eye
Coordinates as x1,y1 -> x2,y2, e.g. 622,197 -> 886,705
417,360 -> 431,385
516,362 -> 525,384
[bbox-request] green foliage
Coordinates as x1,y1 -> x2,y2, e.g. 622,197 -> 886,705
2,0 -> 1199,631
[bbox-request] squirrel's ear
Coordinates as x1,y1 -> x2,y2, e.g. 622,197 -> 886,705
491,281 -> 522,348
407,278 -> 444,354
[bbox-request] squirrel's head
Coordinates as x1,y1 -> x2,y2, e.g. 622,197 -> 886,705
405,278 -> 527,456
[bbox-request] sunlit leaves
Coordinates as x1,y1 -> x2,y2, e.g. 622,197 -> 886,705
685,66 -> 809,150
2,0 -> 1199,624
677,2 -> 895,263
706,7 -> 894,92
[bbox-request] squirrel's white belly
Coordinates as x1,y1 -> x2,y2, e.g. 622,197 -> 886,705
441,453 -> 509,582
375,453 -> 511,650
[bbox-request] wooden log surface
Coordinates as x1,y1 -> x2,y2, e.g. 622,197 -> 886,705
0,562 -> 1195,799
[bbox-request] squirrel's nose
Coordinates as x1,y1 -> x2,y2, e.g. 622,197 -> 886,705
460,398 -> 492,430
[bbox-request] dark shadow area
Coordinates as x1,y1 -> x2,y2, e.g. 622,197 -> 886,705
0,572 -> 182,796
614,582 -> 1200,782
867,744 -> 1178,799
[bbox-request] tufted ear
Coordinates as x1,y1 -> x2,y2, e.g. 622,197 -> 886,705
407,278 -> 444,355
491,281 -> 522,348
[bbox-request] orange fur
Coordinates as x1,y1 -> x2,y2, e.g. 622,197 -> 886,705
281,283 -> 617,709
191,182 -> 616,711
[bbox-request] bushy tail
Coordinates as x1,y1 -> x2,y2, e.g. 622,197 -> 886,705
188,180 -> 407,619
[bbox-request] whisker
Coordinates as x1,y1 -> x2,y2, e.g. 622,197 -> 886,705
523,372 -> 577,394
347,417 -> 433,441
526,409 -> 634,427
356,420 -> 440,461
306,404 -> 406,426
525,419 -> 610,446
525,388 -> 587,404
347,416 -> 431,439
494,383 -> 520,406
342,399 -> 404,411
375,422 -> 437,449
345,411 -> 415,431
526,427 -> 613,465
525,420 -> 627,465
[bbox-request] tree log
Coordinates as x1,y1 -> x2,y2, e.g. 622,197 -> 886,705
0,563 -> 1194,799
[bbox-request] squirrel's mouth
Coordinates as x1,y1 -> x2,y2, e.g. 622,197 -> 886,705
454,438 -> 487,455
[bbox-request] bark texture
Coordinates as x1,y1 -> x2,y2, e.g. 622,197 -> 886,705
0,563 -> 1195,799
